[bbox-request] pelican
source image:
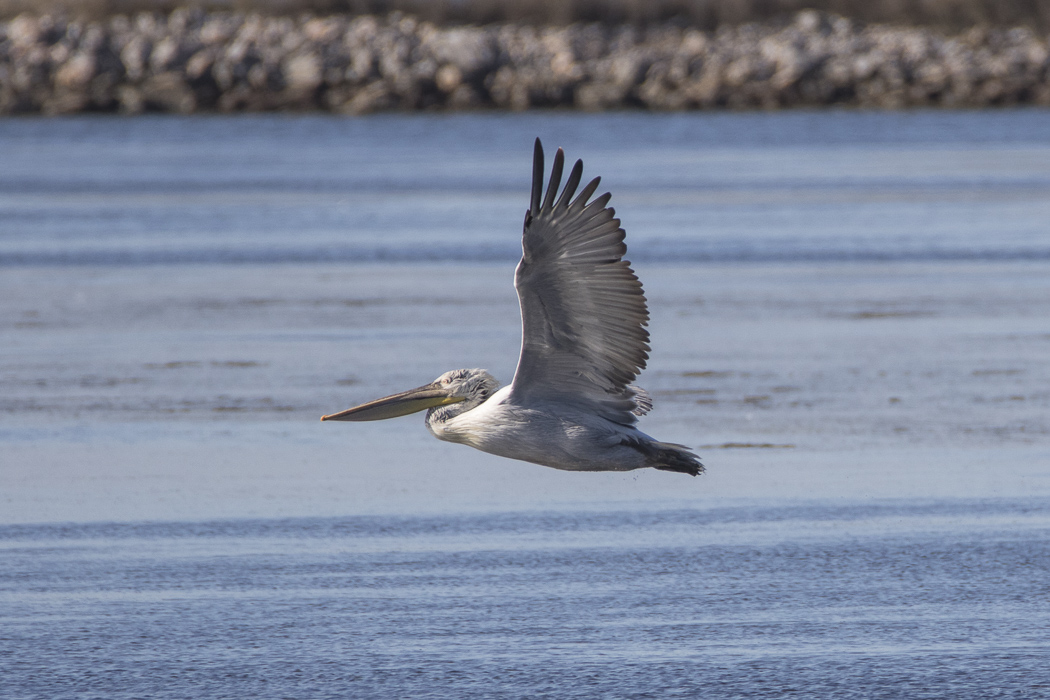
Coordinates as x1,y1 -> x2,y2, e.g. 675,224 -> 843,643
322,139 -> 702,476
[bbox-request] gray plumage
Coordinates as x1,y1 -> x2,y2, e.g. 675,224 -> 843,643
322,139 -> 702,477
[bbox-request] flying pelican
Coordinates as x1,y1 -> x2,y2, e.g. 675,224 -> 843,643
322,139 -> 702,476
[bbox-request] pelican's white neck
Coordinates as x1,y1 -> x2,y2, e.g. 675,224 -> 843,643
424,368 -> 501,435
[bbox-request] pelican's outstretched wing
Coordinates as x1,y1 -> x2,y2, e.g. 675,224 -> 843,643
508,139 -> 650,425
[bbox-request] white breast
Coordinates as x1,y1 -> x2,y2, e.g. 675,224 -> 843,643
433,385 -> 519,447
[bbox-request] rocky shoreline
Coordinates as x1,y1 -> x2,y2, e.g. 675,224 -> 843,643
2,9 -> 1049,114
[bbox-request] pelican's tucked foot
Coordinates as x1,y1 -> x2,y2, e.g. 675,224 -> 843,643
620,437 -> 704,476
650,445 -> 704,477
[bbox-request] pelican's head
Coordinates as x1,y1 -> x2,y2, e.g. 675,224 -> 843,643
321,368 -> 499,422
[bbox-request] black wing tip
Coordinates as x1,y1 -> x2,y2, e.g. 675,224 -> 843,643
531,138 -> 544,215
569,175 -> 602,210
532,140 -> 604,215
542,147 -> 565,212
557,159 -> 584,209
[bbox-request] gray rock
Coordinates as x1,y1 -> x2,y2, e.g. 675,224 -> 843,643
2,10 -> 1049,114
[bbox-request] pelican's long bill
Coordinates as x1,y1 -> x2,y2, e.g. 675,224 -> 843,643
320,382 -> 465,422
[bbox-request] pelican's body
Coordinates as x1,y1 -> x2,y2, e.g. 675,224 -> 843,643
323,140 -> 702,476
429,383 -> 653,472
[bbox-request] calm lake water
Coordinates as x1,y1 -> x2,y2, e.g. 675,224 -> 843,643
2,110 -> 1050,698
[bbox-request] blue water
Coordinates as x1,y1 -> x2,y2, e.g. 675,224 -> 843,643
2,110 -> 1050,698
3,110 -> 1050,265
4,503 -> 1050,698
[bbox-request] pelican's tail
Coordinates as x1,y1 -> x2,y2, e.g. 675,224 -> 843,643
647,441 -> 704,477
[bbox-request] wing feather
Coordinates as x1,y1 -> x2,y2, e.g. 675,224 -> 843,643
509,139 -> 650,424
